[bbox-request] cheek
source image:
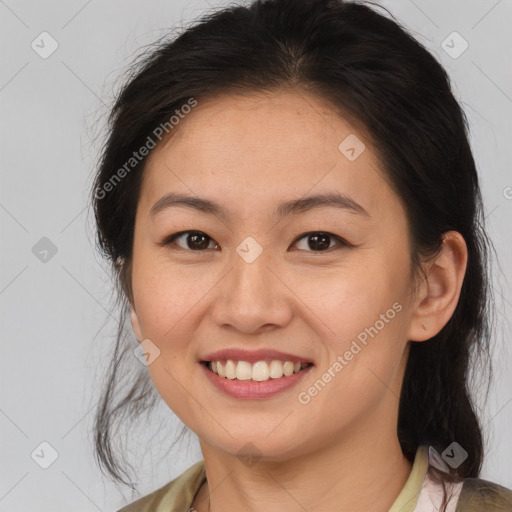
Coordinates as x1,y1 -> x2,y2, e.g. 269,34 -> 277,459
131,244 -> 213,340
313,254 -> 409,338
303,249 -> 411,400
130,254 -> 208,416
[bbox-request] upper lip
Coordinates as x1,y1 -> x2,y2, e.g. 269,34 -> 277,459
200,348 -> 314,365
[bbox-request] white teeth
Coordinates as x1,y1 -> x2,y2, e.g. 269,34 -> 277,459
225,359 -> 237,379
252,361 -> 270,381
269,360 -> 284,378
283,361 -> 294,376
236,361 -> 252,380
207,359 -> 309,381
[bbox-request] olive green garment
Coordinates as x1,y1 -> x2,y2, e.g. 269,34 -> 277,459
116,445 -> 512,512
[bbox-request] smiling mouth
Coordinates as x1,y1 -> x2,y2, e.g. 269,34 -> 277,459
202,359 -> 314,382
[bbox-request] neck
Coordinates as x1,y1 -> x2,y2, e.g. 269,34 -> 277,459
195,427 -> 412,512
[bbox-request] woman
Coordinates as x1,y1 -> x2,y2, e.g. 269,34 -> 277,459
91,0 -> 512,510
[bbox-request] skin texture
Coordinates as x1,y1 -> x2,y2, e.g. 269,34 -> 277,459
129,89 -> 468,512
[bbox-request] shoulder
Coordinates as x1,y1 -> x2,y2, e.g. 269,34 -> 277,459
116,460 -> 206,512
456,477 -> 512,511
116,480 -> 175,512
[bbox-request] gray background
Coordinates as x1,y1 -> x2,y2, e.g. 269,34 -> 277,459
1,0 -> 511,510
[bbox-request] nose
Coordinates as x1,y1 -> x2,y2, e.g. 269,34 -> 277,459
210,251 -> 294,334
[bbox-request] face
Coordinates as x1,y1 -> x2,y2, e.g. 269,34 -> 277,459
129,89 -> 417,461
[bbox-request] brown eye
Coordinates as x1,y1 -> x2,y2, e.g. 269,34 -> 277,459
291,232 -> 349,252
160,230 -> 349,253
162,231 -> 219,251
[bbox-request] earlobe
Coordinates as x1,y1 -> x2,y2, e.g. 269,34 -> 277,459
407,231 -> 468,342
130,304 -> 143,341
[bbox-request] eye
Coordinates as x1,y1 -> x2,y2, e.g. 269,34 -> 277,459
160,230 -> 219,251
159,230 -> 350,253
290,231 -> 350,252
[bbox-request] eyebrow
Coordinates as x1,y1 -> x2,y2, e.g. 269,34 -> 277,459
149,191 -> 370,220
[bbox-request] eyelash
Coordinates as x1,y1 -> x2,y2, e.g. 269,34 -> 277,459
158,230 -> 351,253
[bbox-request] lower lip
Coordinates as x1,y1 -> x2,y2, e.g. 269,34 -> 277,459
200,362 -> 313,399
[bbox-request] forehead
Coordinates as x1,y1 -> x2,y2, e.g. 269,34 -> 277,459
138,89 -> 400,221
156,89 -> 363,158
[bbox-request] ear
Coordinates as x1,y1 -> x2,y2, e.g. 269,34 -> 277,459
407,231 -> 468,342
130,303 -> 143,342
